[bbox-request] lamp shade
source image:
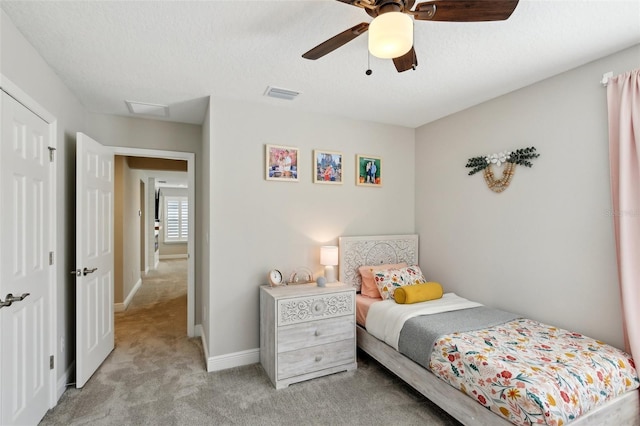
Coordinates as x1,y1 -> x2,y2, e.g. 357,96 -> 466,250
320,246 -> 339,266
368,12 -> 413,59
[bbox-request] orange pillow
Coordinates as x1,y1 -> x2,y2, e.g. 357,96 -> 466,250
358,262 -> 408,298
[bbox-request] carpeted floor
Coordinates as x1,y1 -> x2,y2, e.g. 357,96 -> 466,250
40,259 -> 461,425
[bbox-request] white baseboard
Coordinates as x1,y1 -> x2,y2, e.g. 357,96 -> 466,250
159,254 -> 188,260
57,361 -> 75,401
206,348 -> 260,372
194,323 -> 203,337
114,278 -> 142,312
196,324 -> 258,372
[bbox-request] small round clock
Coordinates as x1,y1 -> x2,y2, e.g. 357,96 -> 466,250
268,269 -> 283,287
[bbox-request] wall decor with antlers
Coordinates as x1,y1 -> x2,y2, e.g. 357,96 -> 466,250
465,147 -> 540,193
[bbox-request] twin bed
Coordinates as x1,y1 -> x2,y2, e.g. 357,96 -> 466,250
338,234 -> 639,426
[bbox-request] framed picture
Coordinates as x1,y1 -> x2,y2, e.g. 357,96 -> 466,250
265,144 -> 299,182
356,154 -> 382,186
313,150 -> 343,184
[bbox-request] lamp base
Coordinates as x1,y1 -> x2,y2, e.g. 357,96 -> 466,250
324,265 -> 336,283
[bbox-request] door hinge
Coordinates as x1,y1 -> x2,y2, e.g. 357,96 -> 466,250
50,355 -> 54,370
48,146 -> 56,162
49,251 -> 54,265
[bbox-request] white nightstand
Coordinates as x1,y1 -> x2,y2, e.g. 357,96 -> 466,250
260,282 -> 357,389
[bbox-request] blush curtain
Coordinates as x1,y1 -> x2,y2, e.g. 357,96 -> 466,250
608,69 -> 640,361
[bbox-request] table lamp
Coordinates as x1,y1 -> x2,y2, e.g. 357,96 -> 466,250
320,246 -> 339,283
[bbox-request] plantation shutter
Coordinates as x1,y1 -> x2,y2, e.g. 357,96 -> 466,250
165,196 -> 188,242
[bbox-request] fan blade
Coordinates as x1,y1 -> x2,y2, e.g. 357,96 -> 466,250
335,0 -> 380,8
302,22 -> 369,60
393,47 -> 418,73
414,0 -> 519,22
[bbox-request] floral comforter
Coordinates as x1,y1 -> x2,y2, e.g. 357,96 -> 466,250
429,318 -> 639,426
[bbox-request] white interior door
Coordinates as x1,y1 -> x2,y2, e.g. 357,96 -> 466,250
0,91 -> 51,425
75,132 -> 114,388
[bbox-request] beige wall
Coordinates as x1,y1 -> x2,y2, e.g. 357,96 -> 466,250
114,156 -> 146,304
122,164 -> 143,302
159,239 -> 188,257
207,98 -> 416,356
415,44 -> 640,350
128,157 -> 187,171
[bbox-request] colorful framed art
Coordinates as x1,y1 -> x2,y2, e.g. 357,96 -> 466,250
265,144 -> 299,182
313,150 -> 343,184
356,154 -> 381,186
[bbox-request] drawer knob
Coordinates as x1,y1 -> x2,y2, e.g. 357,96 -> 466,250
311,300 -> 326,315
315,355 -> 323,362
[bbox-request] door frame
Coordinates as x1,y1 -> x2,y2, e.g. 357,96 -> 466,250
0,74 -> 58,408
139,179 -> 145,274
112,147 -> 195,337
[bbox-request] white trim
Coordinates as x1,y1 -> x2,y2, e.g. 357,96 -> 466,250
48,116 -> 58,409
159,254 -> 188,260
194,323 -> 203,337
206,348 -> 260,373
0,75 -> 55,123
56,361 -> 75,401
198,325 -> 210,368
1,74 -> 59,410
110,147 -> 196,338
114,278 -> 142,312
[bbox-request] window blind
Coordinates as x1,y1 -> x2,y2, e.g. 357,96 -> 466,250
165,196 -> 188,242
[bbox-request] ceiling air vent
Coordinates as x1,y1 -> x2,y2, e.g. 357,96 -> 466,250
125,100 -> 169,117
264,86 -> 300,101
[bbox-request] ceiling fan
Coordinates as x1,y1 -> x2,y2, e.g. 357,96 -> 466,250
302,0 -> 519,72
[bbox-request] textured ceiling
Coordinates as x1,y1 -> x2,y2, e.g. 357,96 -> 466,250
2,0 -> 639,128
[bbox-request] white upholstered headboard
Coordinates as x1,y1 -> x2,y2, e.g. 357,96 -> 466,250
338,234 -> 419,290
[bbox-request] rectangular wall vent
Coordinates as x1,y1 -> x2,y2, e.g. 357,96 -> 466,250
264,86 -> 300,101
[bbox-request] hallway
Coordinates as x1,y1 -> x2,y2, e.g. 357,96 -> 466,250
41,259 -> 204,424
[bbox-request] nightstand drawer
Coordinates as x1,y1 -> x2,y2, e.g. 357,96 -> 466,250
278,316 -> 355,353
277,339 -> 354,380
277,291 -> 354,326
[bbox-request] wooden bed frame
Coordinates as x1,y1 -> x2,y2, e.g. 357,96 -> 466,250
338,234 -> 640,426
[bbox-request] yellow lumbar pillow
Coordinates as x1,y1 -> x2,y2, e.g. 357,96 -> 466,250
394,282 -> 443,304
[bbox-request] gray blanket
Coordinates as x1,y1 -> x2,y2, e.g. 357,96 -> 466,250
397,306 -> 520,370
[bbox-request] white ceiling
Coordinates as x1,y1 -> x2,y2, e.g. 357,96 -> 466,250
2,0 -> 639,128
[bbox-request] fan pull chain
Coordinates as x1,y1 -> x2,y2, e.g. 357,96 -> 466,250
365,51 -> 372,76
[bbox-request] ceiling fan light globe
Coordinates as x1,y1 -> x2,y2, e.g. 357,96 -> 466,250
368,12 -> 413,59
